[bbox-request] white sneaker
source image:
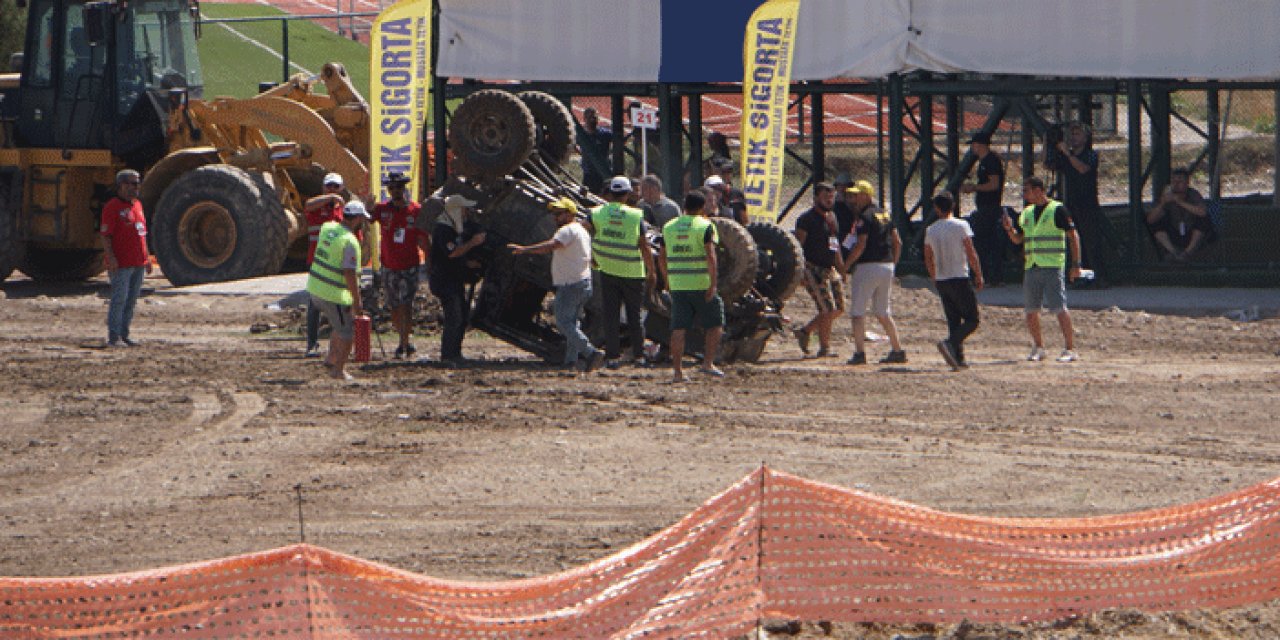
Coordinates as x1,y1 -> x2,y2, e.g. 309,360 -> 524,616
1026,347 -> 1046,362
1057,349 -> 1079,363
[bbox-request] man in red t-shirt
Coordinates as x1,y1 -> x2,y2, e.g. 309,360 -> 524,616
301,173 -> 348,356
100,169 -> 153,346
375,171 -> 428,358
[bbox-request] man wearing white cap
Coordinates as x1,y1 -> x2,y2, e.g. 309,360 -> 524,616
586,177 -> 655,368
307,200 -> 369,381
301,172 -> 348,357
703,175 -> 732,219
429,194 -> 486,365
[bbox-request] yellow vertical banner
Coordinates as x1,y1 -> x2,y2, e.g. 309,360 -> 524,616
740,0 -> 799,224
370,0 -> 433,201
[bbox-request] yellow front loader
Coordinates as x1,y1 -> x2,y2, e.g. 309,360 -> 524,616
0,0 -> 370,285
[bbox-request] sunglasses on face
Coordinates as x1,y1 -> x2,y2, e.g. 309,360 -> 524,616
121,181 -> 140,186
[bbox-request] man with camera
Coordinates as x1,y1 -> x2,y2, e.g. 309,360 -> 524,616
1046,122 -> 1105,287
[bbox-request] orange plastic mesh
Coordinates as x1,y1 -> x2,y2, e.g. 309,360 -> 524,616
5,468 -> 1280,638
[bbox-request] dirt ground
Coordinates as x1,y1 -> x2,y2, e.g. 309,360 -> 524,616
2,273 -> 1280,639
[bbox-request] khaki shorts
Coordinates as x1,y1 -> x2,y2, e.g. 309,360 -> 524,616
848,262 -> 895,318
310,294 -> 355,340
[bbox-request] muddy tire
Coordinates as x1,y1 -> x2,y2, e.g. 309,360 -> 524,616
712,218 -> 758,301
0,173 -> 21,281
518,91 -> 575,165
152,165 -> 289,286
18,248 -> 104,281
747,221 -> 803,304
449,89 -> 535,181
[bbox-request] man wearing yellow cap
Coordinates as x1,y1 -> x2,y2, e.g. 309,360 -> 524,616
841,180 -> 906,365
509,198 -> 607,372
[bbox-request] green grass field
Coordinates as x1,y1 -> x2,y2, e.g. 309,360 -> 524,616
197,4 -> 371,100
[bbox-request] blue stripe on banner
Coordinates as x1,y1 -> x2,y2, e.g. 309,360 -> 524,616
659,0 -> 768,83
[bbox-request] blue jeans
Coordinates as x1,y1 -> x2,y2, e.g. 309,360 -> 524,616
107,267 -> 145,341
553,279 -> 598,366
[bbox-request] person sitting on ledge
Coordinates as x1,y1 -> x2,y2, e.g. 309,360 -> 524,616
1145,167 -> 1213,262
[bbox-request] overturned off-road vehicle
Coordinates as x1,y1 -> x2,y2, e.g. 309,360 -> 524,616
439,89 -> 802,364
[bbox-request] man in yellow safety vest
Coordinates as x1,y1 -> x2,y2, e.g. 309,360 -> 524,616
307,201 -> 370,381
660,190 -> 725,382
1002,176 -> 1083,363
586,176 -> 656,368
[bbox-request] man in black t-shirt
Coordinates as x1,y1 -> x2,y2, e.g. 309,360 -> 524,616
960,132 -> 1007,285
1046,122 -> 1106,285
791,183 -> 845,357
841,180 -> 906,365
1145,167 -> 1213,262
832,174 -> 858,262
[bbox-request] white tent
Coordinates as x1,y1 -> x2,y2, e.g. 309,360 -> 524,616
436,0 -> 1280,82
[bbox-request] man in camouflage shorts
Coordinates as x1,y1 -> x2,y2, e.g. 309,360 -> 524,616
792,183 -> 845,358
374,172 -> 429,358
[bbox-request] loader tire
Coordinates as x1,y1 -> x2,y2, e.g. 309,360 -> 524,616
711,218 -> 758,301
518,91 -> 575,165
152,165 -> 289,286
0,174 -> 21,281
747,221 -> 803,304
449,89 -> 535,181
18,248 -> 103,281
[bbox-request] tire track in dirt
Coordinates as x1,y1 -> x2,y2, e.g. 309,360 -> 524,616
1,392 -> 265,510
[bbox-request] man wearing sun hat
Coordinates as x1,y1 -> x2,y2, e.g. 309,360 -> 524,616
374,171 -> 429,359
307,200 -> 370,381
428,193 -> 485,365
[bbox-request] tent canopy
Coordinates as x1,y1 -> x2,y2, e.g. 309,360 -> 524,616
436,0 -> 1280,82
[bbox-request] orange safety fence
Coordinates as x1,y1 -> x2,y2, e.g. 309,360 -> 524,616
4,467 -> 1280,638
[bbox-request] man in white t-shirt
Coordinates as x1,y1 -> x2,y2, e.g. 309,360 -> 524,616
923,192 -> 984,371
508,197 -> 606,372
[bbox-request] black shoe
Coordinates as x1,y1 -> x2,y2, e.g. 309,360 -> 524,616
121,337 -> 139,347
405,343 -> 417,356
586,350 -> 607,372
793,328 -> 811,355
394,345 -> 406,359
846,351 -> 867,365
879,350 -> 908,364
936,340 -> 960,370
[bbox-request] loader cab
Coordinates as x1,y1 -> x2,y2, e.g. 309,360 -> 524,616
15,0 -> 203,161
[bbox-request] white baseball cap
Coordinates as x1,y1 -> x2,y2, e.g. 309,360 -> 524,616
342,200 -> 371,219
704,175 -> 726,189
607,176 -> 633,193
323,172 -> 344,188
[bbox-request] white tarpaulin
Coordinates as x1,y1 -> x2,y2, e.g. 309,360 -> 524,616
904,0 -> 1280,80
436,0 -> 661,83
435,0 -> 1280,82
